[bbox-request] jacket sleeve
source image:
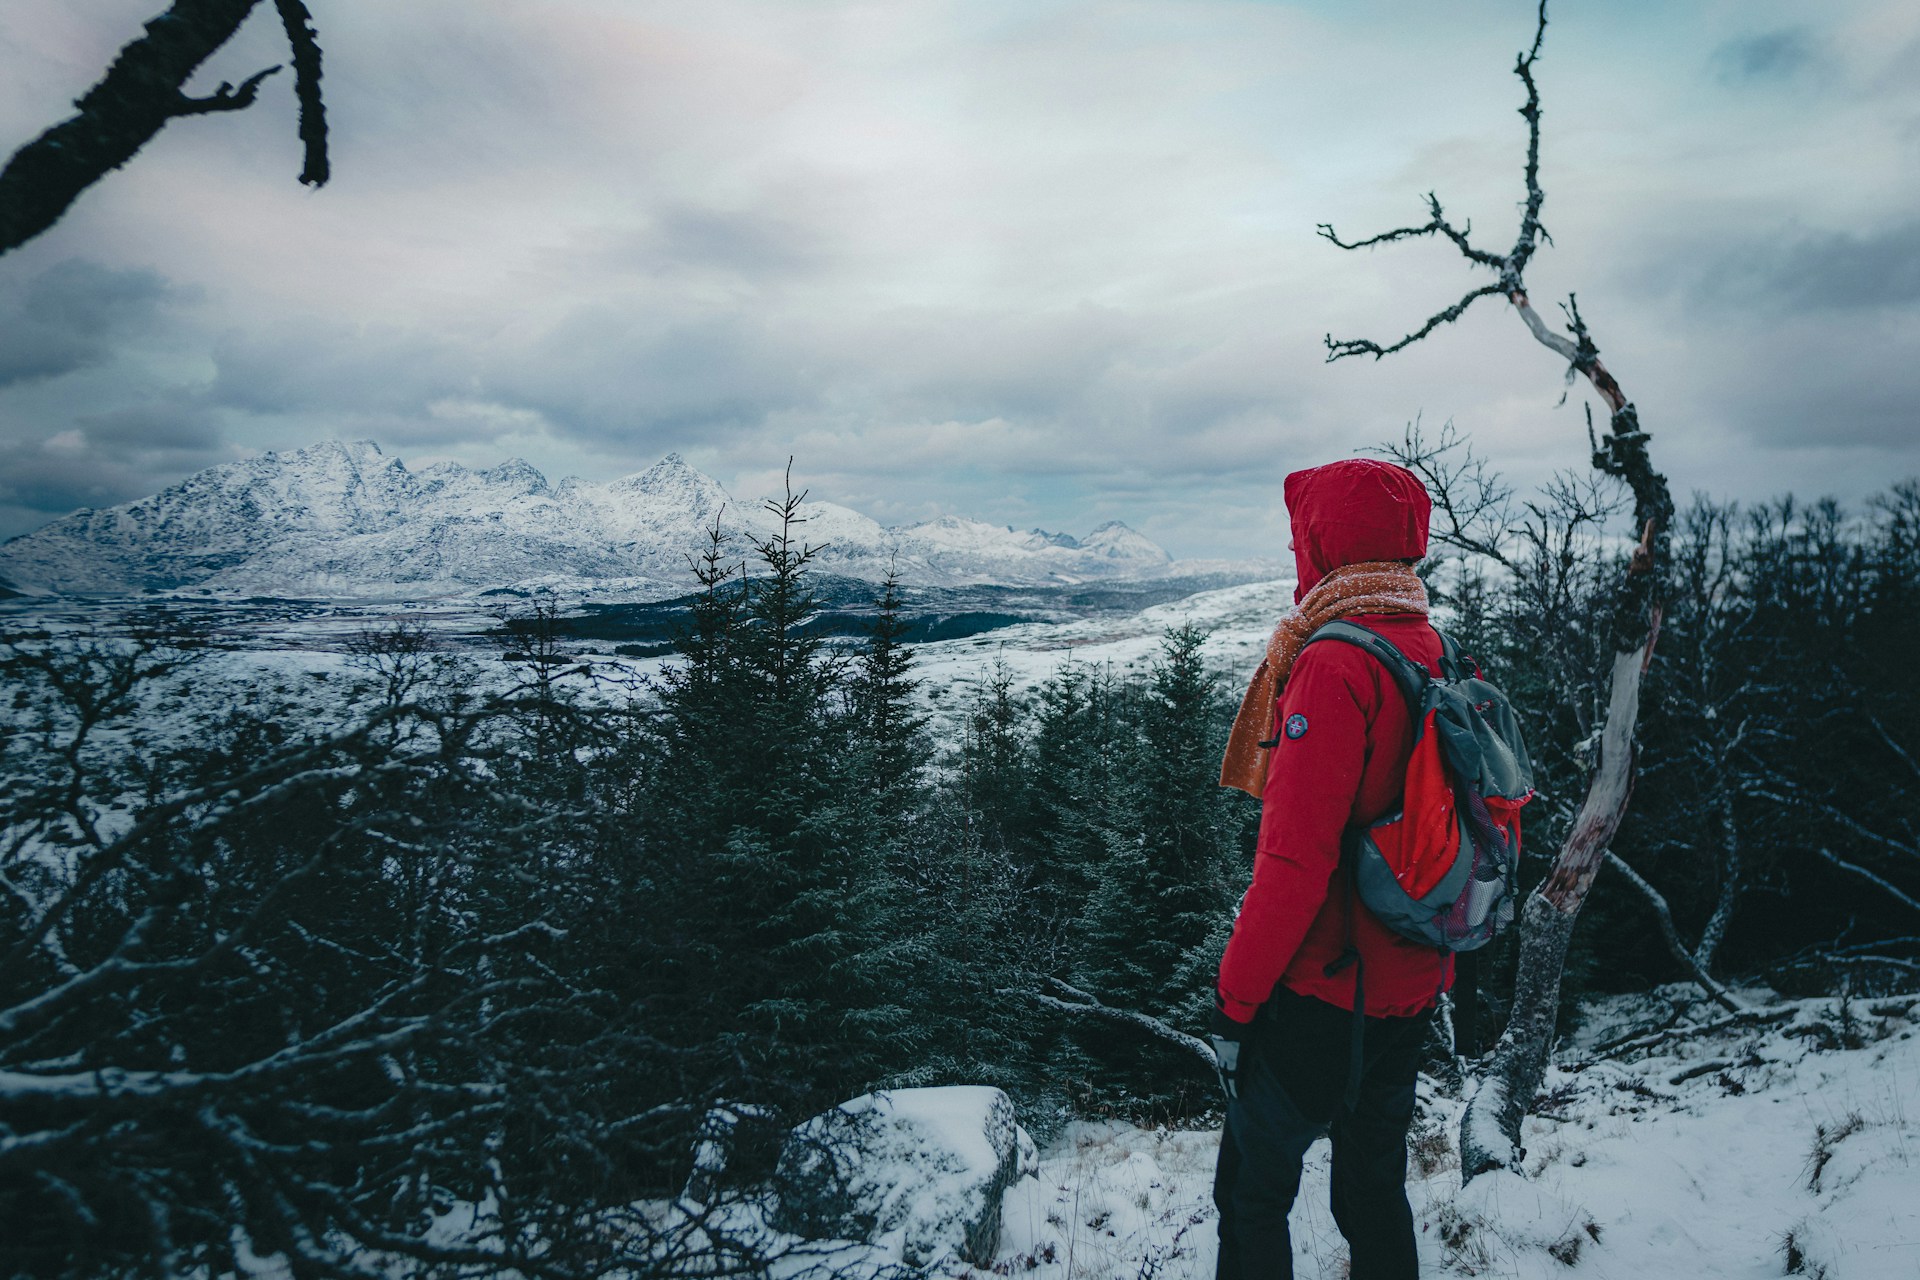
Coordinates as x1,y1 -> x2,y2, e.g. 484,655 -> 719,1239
1215,645 -> 1374,1021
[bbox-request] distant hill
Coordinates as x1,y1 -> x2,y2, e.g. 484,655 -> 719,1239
0,440 -> 1258,600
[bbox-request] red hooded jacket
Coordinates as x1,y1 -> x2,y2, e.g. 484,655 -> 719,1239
1215,459 -> 1453,1023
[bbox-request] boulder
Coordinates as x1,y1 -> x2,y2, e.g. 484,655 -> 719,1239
773,1085 -> 1038,1268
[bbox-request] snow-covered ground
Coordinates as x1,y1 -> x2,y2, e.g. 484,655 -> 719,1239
0,576 -> 1295,751
973,987 -> 1920,1280
906,577 -> 1288,735
615,987 -> 1918,1279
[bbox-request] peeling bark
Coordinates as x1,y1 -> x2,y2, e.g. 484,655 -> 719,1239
1459,644 -> 1649,1175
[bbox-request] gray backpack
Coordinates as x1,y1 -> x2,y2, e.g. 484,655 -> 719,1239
1296,621 -> 1534,1076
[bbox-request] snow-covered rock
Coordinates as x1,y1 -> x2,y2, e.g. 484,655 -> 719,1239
772,1085 -> 1038,1268
0,440 -> 1187,599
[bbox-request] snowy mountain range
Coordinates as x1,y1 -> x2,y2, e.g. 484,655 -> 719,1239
0,440 -> 1194,599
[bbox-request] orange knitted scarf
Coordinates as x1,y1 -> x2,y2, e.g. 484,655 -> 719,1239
1217,561 -> 1429,798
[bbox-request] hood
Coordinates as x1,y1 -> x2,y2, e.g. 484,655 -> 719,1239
1283,458 -> 1431,601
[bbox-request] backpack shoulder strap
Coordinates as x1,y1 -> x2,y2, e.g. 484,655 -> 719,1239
1300,619 -> 1430,713
1436,628 -> 1472,682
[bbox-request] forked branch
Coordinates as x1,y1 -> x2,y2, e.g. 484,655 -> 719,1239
172,65 -> 283,115
1604,851 -> 1744,1013
1317,0 -> 1670,589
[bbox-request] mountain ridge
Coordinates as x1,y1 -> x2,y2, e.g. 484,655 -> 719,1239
0,440 -> 1264,601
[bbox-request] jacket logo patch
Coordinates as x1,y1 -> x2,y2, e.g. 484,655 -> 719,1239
1284,713 -> 1309,740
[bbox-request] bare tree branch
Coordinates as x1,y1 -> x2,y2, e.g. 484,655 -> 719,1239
1754,787 -> 1919,866
1604,851 -> 1743,1013
1321,1 -> 1555,364
1324,283 -> 1507,362
1811,847 -> 1920,916
1019,976 -> 1216,1068
1375,418 -> 1522,569
1566,1007 -> 1793,1069
273,0 -> 330,186
171,64 -> 282,116
1864,709 -> 1920,784
0,0 -> 331,258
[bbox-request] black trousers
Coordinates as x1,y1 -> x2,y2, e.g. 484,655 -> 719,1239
1213,986 -> 1432,1280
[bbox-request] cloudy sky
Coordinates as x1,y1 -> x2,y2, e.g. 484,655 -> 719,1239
2,0 -> 1918,558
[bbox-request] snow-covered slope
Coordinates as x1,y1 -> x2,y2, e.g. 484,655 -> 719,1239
977,986 -> 1920,1280
0,441 -> 1201,599
613,985 -> 1920,1280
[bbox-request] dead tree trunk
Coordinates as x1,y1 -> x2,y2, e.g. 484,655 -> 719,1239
1315,0 -> 1674,1181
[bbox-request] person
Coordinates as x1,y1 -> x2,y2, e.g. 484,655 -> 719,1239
1209,457 -> 1450,1280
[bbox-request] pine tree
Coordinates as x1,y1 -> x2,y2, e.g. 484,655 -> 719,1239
636,474 -> 910,1112
1079,625 -> 1247,1022
957,656 -> 1031,850
850,567 -> 928,829
1023,660 -> 1127,935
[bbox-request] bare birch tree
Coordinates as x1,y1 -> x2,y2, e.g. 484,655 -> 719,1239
1314,0 -> 1675,1178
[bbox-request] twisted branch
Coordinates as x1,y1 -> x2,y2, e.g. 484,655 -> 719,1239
0,0 -> 331,257
1319,0 -> 1667,557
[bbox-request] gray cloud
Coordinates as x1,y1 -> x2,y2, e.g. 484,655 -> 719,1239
0,437 -> 157,516
206,318 -> 463,416
1678,221 -> 1920,314
852,303 -> 1145,423
1700,315 -> 1920,451
0,260 -> 181,387
3,0 -> 1919,554
485,308 -> 818,444
1753,223 -> 1920,310
77,402 -> 224,453
1713,28 -> 1820,84
644,204 -> 832,280
0,258 -> 228,526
